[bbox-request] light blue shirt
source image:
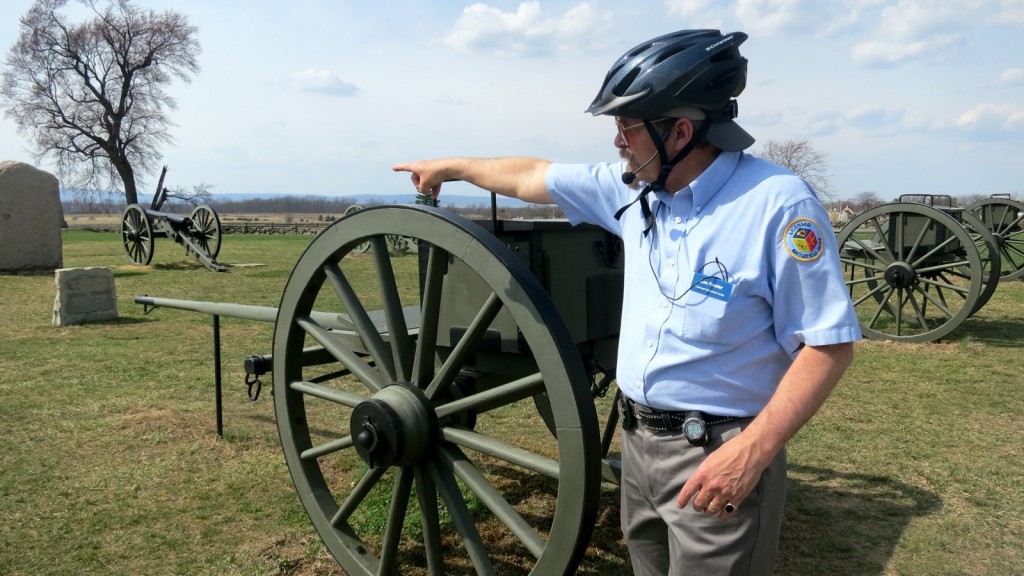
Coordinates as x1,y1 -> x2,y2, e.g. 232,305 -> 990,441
546,151 -> 861,416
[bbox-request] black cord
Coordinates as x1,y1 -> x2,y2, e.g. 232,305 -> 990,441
647,222 -> 731,302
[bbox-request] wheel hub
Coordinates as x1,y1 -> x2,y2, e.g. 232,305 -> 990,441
884,261 -> 917,289
350,383 -> 437,469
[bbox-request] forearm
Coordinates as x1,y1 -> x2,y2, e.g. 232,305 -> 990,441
741,342 -> 854,463
393,157 -> 554,204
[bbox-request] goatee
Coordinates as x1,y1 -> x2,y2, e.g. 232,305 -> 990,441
620,148 -> 642,190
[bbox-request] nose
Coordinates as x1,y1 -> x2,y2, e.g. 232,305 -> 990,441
614,130 -> 628,149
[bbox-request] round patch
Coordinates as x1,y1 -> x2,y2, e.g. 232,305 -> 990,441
783,218 -> 825,262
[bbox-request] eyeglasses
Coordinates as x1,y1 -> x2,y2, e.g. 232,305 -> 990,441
615,117 -> 671,147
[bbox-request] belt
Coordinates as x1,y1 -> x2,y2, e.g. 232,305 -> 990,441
619,396 -> 746,433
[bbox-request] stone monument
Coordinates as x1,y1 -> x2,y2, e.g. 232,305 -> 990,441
0,160 -> 64,272
52,267 -> 119,326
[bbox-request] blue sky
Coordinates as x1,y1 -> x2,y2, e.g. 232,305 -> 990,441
1,0 -> 1022,202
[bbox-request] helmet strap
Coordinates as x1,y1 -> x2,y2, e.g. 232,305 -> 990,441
614,119 -> 713,236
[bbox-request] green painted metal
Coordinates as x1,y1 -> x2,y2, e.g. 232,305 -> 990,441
121,204 -> 154,266
189,204 -> 222,260
120,202 -> 225,271
838,202 -> 984,342
272,205 -> 604,576
966,197 -> 1024,281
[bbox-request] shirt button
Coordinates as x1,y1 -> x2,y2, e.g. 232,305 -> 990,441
634,379 -> 642,388
662,300 -> 669,308
646,340 -> 654,348
695,205 -> 702,213
674,216 -> 682,224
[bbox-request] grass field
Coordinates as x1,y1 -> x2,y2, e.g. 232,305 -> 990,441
1,228 -> 1022,575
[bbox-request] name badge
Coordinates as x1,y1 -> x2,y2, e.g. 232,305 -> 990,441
690,273 -> 734,302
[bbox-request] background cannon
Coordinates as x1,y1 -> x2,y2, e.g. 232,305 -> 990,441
120,182 -> 225,271
963,194 -> 1024,281
836,194 -> 1014,342
137,203 -> 625,575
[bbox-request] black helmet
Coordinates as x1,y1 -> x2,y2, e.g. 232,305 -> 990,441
587,29 -> 748,118
587,30 -> 753,151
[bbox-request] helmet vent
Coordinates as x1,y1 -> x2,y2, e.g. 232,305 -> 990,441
614,67 -> 642,97
652,44 -> 691,66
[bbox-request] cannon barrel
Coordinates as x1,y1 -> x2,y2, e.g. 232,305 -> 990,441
134,294 -> 358,331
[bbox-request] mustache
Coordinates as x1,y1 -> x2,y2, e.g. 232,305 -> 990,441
619,148 -> 643,190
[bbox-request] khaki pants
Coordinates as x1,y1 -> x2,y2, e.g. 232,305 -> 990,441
620,419 -> 787,576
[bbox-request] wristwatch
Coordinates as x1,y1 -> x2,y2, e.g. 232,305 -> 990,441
682,411 -> 709,446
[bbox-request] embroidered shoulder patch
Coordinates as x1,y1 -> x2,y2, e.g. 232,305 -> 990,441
783,218 -> 825,262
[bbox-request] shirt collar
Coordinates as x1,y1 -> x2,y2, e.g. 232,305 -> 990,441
651,150 -> 743,209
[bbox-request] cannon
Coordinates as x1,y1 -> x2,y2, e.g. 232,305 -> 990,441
963,194 -> 1024,281
120,184 -> 225,271
135,203 -> 626,575
836,194 -> 1022,342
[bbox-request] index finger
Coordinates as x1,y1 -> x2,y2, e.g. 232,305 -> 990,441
677,475 -> 701,508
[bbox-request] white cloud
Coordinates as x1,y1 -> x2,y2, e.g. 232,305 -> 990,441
733,0 -> 823,36
876,0 -> 975,37
846,105 -> 906,129
804,111 -> 844,136
847,0 -> 998,66
851,32 -> 966,66
291,69 -> 360,97
996,67 -> 1024,86
957,103 -> 1024,132
442,1 -> 613,57
988,0 -> 1024,25
851,39 -> 928,66
665,0 -> 730,28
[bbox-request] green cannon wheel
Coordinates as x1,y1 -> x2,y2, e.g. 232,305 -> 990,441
272,205 -> 601,575
957,210 -> 1001,314
121,204 -> 155,266
965,197 -> 1024,281
189,204 -> 222,260
837,202 -> 984,342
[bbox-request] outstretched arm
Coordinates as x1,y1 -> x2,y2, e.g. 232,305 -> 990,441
392,157 -> 554,204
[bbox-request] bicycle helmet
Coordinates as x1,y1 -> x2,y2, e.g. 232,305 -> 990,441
587,29 -> 753,151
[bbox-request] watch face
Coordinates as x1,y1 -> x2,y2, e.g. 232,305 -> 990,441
684,419 -> 705,438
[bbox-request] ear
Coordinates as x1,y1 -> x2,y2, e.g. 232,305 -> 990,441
669,118 -> 696,151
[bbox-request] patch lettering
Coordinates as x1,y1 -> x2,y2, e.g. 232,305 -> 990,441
784,218 -> 825,261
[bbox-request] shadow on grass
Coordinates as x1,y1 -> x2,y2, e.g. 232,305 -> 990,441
779,463 -> 942,576
153,261 -> 208,271
954,317 -> 1024,347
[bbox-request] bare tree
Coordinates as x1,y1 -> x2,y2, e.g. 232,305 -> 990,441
850,190 -> 884,213
0,0 -> 200,206
755,138 -> 835,198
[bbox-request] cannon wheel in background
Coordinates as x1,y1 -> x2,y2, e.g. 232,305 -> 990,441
121,204 -> 155,266
189,204 -> 222,260
273,205 -> 602,576
965,197 -> 1024,281
837,203 -> 983,342
342,204 -> 371,253
957,210 -> 1001,314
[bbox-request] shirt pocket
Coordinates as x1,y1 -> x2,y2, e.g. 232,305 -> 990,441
682,283 -> 742,344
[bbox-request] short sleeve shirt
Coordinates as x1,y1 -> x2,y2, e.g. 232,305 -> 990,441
546,151 -> 861,416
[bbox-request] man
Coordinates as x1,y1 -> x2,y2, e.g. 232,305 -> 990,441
394,29 -> 861,576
